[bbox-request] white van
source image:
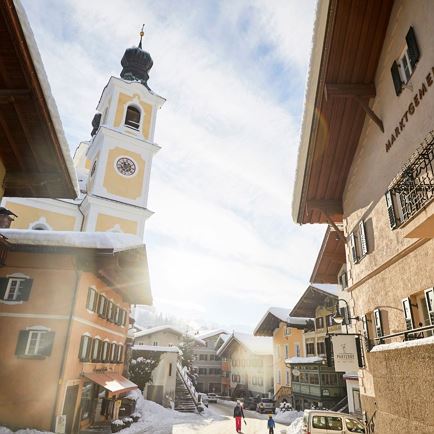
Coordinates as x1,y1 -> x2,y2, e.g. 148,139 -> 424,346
302,410 -> 365,434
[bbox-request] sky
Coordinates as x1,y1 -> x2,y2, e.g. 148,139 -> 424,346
22,0 -> 327,332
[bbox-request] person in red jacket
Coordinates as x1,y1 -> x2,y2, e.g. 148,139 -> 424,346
233,401 -> 245,433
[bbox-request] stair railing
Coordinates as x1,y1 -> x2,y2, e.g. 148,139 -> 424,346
176,363 -> 200,411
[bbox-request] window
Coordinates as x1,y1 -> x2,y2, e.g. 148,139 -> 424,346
86,288 -> 97,311
1,277 -> 32,302
373,309 -> 384,341
349,232 -> 358,263
277,370 -> 281,384
79,335 -> 92,362
117,344 -> 123,363
346,417 -> 365,433
315,317 -> 324,330
110,343 -> 118,363
169,363 -> 172,377
97,295 -> 107,318
125,105 -> 141,129
295,343 -> 301,357
286,370 -> 290,386
209,354 -> 215,361
391,27 -> 420,96
91,338 -> 101,362
15,329 -> 54,358
306,342 -> 315,356
107,302 -> 114,322
101,341 -> 110,362
153,341 -> 158,346
326,314 -> 334,327
339,269 -> 348,290
114,306 -> 120,324
284,326 -> 291,336
425,288 -> 434,325
311,416 -> 343,431
285,344 -> 289,359
352,389 -> 362,414
257,377 -> 263,386
402,298 -> 414,330
199,354 -> 208,361
358,221 -> 368,257
316,341 -> 326,356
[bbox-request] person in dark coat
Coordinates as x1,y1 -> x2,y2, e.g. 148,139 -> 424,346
233,401 -> 245,433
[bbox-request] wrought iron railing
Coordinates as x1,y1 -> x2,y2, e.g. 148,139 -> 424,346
373,323 -> 434,344
386,131 -> 434,228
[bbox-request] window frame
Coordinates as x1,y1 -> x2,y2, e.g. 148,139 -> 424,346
4,278 -> 26,301
86,287 -> 97,312
25,330 -> 44,356
124,105 -> 142,130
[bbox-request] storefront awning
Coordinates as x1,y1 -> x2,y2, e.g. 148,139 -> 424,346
83,372 -> 138,395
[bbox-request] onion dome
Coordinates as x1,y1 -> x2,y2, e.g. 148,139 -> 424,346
120,25 -> 153,88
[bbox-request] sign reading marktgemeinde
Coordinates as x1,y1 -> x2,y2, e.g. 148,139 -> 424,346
331,335 -> 359,372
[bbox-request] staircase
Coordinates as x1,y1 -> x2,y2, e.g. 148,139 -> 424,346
174,364 -> 200,413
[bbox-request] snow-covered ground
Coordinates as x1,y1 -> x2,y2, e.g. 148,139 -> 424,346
274,409 -> 304,425
0,428 -> 51,434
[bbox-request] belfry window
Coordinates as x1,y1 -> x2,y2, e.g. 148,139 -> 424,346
125,105 -> 141,130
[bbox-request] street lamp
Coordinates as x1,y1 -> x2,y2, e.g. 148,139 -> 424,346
333,298 -> 360,325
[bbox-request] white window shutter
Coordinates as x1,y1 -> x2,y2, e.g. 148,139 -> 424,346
359,221 -> 368,256
349,232 -> 358,263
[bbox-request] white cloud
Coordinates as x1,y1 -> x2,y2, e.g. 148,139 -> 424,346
22,0 -> 322,330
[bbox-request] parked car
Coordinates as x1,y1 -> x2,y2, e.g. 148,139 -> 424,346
245,396 -> 260,410
207,393 -> 218,403
302,410 -> 365,434
256,398 -> 276,414
197,393 -> 209,408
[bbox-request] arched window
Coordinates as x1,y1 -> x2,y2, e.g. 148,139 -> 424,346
125,105 -> 141,130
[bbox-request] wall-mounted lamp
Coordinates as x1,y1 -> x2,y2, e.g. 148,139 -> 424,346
333,298 -> 360,326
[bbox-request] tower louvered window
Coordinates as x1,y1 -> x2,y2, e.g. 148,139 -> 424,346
125,106 -> 141,129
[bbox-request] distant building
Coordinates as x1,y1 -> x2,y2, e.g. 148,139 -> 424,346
254,308 -> 310,403
192,329 -> 228,394
288,286 -> 346,411
0,231 -> 151,432
216,332 -> 273,398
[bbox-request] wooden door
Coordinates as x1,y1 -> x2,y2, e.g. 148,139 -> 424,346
63,385 -> 79,434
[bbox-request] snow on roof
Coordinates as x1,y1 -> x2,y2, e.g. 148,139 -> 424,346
254,307 -> 312,336
286,356 -> 324,365
217,332 -> 273,357
370,336 -> 434,352
0,229 -> 144,252
131,344 -> 180,353
134,325 -> 205,346
13,0 -> 79,197
196,329 -> 229,340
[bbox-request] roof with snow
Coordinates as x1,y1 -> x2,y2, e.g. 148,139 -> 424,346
0,229 -> 152,305
216,332 -> 273,358
254,307 -> 312,337
134,325 -> 205,346
196,329 -> 229,341
286,356 -> 324,365
131,344 -> 180,353
290,286 -> 338,318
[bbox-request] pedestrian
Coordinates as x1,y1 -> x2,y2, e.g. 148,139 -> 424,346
267,414 -> 276,434
233,400 -> 245,433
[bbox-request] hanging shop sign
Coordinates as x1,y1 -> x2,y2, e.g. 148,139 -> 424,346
385,67 -> 434,152
331,335 -> 360,372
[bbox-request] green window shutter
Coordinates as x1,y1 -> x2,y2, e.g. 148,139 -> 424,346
0,277 -> 9,299
39,331 -> 55,357
79,335 -> 85,361
118,345 -> 123,363
406,26 -> 420,67
15,330 -> 30,356
391,61 -> 403,96
19,279 -> 33,301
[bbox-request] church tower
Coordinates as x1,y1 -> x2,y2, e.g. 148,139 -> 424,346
79,30 -> 165,238
1,29 -> 164,238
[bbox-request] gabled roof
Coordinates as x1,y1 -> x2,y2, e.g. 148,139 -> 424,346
254,307 -> 311,337
134,325 -> 205,346
290,286 -> 338,318
216,332 -> 273,358
196,329 -> 229,341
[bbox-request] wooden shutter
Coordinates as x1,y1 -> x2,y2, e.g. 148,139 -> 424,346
118,345 -> 123,363
98,296 -> 107,318
39,331 -> 55,356
19,278 -> 33,301
355,336 -> 364,368
402,298 -> 414,330
110,343 -> 116,362
406,26 -> 420,67
391,61 -> 403,96
86,288 -> 97,311
424,288 -> 434,325
359,221 -> 368,256
373,309 -> 384,339
15,330 -> 30,355
79,335 -> 85,361
362,315 -> 370,341
0,277 -> 9,299
349,232 -> 358,263
385,191 -> 398,229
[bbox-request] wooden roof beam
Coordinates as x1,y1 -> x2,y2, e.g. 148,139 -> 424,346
321,251 -> 346,263
306,199 -> 343,215
4,171 -> 62,187
324,82 -> 383,133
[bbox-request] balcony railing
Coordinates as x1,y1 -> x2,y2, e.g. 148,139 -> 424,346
387,131 -> 434,228
373,323 -> 434,345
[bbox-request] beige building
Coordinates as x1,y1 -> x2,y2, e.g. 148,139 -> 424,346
293,0 -> 434,431
254,308 -> 309,402
216,332 -> 273,398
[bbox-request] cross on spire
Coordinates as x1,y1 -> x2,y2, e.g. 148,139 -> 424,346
138,24 -> 145,49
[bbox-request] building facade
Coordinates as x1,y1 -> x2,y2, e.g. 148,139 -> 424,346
0,231 -> 150,433
192,329 -> 228,394
254,308 -> 309,402
216,332 -> 273,398
293,1 -> 434,432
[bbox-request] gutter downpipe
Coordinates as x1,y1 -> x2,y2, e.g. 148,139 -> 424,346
51,257 -> 82,432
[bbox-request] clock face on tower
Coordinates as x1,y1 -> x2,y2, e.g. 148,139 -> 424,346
116,157 -> 136,176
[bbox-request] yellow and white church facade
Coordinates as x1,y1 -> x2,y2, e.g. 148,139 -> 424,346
2,35 -> 164,239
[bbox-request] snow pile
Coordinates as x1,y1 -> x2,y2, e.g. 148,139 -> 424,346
287,417 -> 304,434
0,429 -> 52,434
275,410 -> 304,425
370,335 -> 434,352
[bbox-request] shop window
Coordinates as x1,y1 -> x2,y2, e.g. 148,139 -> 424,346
86,287 -> 97,311
391,26 -> 420,96
79,335 -> 92,362
125,105 -> 141,130
1,277 -> 33,302
16,328 -> 54,358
